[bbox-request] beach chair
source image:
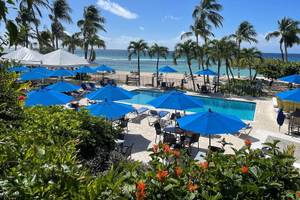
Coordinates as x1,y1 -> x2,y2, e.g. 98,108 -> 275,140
148,110 -> 170,126
238,123 -> 253,136
81,83 -> 90,91
88,82 -> 96,90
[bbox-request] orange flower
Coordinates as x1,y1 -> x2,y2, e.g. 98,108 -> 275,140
136,181 -> 146,200
187,181 -> 198,192
241,166 -> 249,174
199,161 -> 209,169
172,149 -> 180,158
152,144 -> 159,153
18,95 -> 25,101
162,143 -> 171,153
296,191 -> 300,198
175,167 -> 183,177
244,139 -> 252,146
156,170 -> 168,182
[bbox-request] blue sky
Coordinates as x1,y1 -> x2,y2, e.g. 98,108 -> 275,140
4,0 -> 300,52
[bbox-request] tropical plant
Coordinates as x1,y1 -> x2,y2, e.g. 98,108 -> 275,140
240,47 -> 263,80
77,5 -> 106,59
148,43 -> 169,87
192,0 -> 223,29
174,39 -> 197,91
230,21 -> 257,78
86,34 -> 105,61
266,17 -> 300,62
127,39 -> 149,86
15,7 -> 35,48
62,32 -> 82,53
49,0 -> 72,49
19,0 -> 51,51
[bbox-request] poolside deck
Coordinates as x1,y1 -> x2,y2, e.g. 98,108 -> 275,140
120,85 -> 300,164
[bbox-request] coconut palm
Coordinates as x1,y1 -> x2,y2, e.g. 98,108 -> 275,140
174,40 -> 197,91
49,0 -> 72,49
240,48 -> 263,81
207,37 -> 229,92
16,8 -> 35,48
266,17 -> 300,62
87,34 -> 105,61
77,5 -> 106,59
192,0 -> 223,28
148,43 -> 169,87
62,32 -> 82,54
128,40 -> 148,86
19,0 -> 51,51
230,21 -> 257,78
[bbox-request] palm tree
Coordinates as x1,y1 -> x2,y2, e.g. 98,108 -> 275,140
62,32 -> 82,54
230,21 -> 257,78
49,0 -> 72,49
77,5 -> 106,59
192,0 -> 223,28
127,40 -> 148,86
174,40 -> 197,91
240,48 -> 263,81
16,8 -> 35,48
148,43 -> 169,87
87,34 -> 105,61
207,37 -> 229,92
266,17 -> 300,62
19,0 -> 51,51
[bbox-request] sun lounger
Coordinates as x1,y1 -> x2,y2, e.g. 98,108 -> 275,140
148,110 -> 170,126
136,107 -> 149,115
239,122 -> 253,136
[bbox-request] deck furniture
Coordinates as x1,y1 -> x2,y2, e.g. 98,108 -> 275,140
122,143 -> 134,159
154,122 -> 163,143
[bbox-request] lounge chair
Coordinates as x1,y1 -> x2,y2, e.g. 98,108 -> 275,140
136,107 -> 149,115
238,122 -> 253,136
81,83 -> 90,91
88,82 -> 96,90
147,110 -> 170,126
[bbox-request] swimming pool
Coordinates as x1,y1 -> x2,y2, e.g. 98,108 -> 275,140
121,89 -> 256,121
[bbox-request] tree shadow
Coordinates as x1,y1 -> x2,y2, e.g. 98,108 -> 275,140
124,133 -> 151,154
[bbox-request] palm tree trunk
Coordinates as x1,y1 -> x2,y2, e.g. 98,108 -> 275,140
187,59 -> 195,91
137,52 -> 141,86
228,65 -> 235,81
249,67 -> 252,81
55,36 -> 59,49
156,55 -> 160,87
89,44 -> 94,61
32,13 -> 41,51
284,42 -> 288,62
84,42 -> 88,59
237,41 -> 241,78
216,59 -> 221,92
280,42 -> 284,62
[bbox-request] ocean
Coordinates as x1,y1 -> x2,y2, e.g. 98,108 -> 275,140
75,49 -> 300,76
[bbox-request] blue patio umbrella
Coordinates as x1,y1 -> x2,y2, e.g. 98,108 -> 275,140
147,90 -> 203,110
278,74 -> 300,84
86,84 -> 134,101
86,99 -> 134,120
45,81 -> 81,93
177,108 -> 246,146
25,88 -> 73,106
20,71 -> 49,81
8,65 -> 29,73
49,68 -> 75,77
159,66 -> 178,73
95,65 -> 114,73
75,66 -> 96,74
31,67 -> 52,75
195,69 -> 217,76
276,88 -> 300,103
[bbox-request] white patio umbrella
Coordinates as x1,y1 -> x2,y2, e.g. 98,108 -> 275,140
41,49 -> 90,68
1,47 -> 43,65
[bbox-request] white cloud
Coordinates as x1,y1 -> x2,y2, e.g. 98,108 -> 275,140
139,26 -> 145,31
162,15 -> 181,22
97,0 -> 138,19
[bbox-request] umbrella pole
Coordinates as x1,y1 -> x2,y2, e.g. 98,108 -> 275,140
209,135 -> 211,147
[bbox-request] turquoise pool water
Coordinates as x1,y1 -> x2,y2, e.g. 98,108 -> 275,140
121,89 -> 256,121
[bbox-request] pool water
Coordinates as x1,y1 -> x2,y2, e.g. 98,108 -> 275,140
121,89 -> 256,121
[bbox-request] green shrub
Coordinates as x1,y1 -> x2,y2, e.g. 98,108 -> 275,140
221,79 -> 263,97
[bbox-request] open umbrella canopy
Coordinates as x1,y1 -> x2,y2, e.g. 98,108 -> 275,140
1,47 -> 43,65
278,74 -> 300,84
95,65 -> 114,73
25,88 -> 73,106
147,90 -> 203,110
75,66 -> 97,74
49,68 -> 75,77
159,66 -> 178,73
177,108 -> 246,135
86,84 -> 134,101
8,65 -> 30,73
31,67 -> 52,75
195,69 -> 217,76
86,100 -> 134,120
20,71 -> 49,81
45,81 -> 81,92
276,88 -> 300,103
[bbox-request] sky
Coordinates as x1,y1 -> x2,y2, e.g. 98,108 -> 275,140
3,0 -> 300,53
